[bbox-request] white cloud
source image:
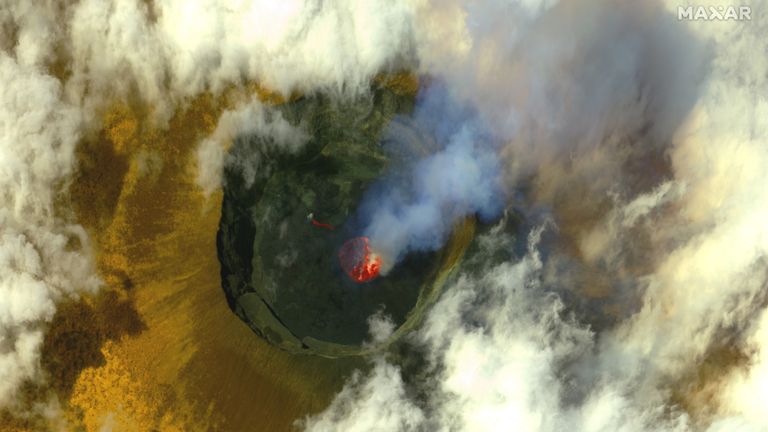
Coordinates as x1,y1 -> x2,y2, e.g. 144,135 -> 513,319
304,226 -> 692,432
0,0 -> 417,411
156,0 -> 416,96
196,96 -> 308,195
0,53 -> 99,407
2,0 -> 767,430
299,358 -> 425,432
62,0 -> 418,122
716,309 -> 768,430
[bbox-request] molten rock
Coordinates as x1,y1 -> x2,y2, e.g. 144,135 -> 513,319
339,237 -> 382,283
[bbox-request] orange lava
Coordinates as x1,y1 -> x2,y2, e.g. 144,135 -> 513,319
338,237 -> 382,283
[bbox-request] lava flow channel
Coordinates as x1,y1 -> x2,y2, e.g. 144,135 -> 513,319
338,237 -> 382,283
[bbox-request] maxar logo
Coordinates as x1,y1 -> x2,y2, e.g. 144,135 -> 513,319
678,5 -> 752,21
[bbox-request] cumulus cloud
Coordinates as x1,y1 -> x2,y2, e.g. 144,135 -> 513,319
0,0 -> 417,413
715,308 -> 768,430
0,53 -> 99,407
301,358 -> 425,432
64,0 -> 418,121
154,0 -> 416,96
306,226 -> 690,431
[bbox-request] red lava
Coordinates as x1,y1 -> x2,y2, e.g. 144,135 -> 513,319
311,218 -> 335,230
338,237 -> 382,283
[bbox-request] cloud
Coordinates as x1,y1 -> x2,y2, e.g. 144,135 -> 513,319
304,226 -> 692,431
64,0 -> 417,196
196,96 -> 308,195
300,357 -> 425,432
366,310 -> 397,345
2,0 -> 767,430
64,0 -> 418,121
304,0 -> 768,431
0,0 -> 418,413
154,0 -> 416,96
0,53 -> 99,407
716,308 -> 768,430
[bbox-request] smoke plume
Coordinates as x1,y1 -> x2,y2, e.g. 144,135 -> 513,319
304,0 -> 768,431
358,84 -> 504,272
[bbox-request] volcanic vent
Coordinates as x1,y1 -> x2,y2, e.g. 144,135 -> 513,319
217,86 -> 472,357
339,237 -> 382,283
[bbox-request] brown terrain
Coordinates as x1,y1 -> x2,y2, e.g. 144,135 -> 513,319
20,83 -> 387,431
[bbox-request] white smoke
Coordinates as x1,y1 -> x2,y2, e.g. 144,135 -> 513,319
357,0 -> 705,272
359,86 -> 504,272
304,0 -> 768,431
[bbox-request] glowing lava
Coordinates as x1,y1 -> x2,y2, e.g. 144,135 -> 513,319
338,237 -> 382,283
